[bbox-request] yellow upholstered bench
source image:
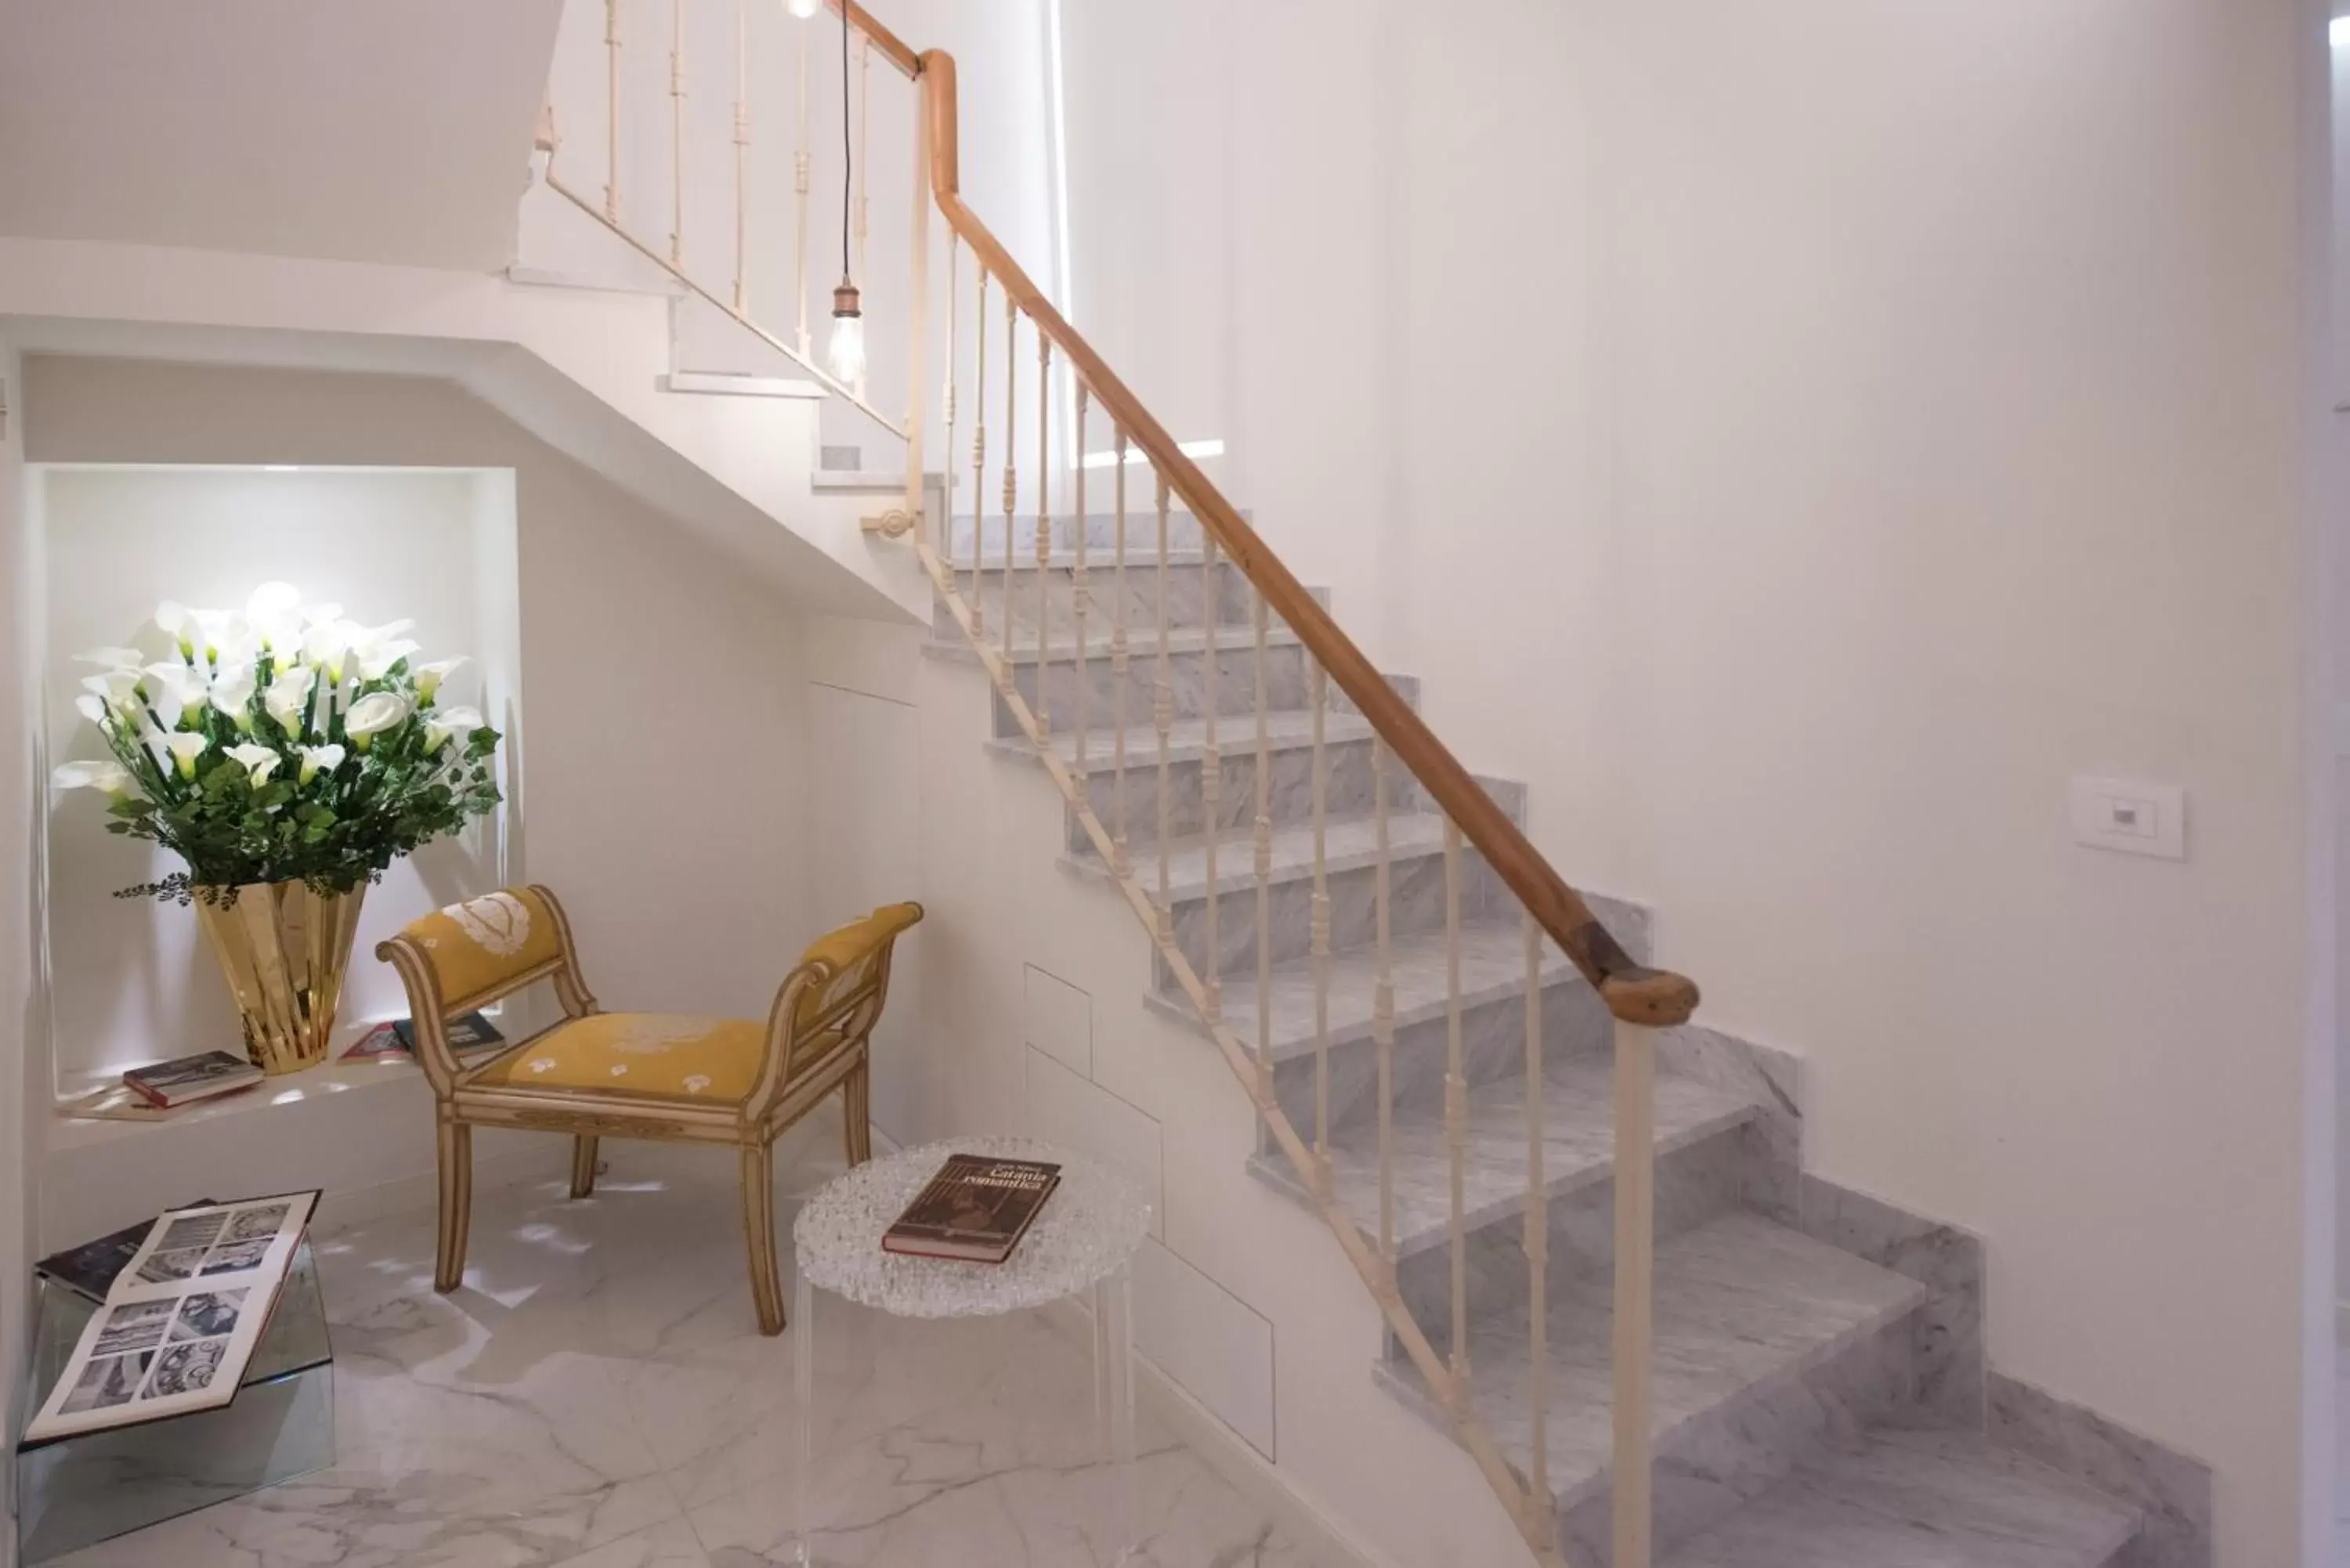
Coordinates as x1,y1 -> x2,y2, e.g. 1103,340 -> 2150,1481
377,887 -> 922,1334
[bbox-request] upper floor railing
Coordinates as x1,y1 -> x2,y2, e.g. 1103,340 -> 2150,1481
540,5 -> 1699,1561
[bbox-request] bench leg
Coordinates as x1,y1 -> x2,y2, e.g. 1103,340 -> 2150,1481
435,1119 -> 474,1293
742,1140 -> 785,1335
569,1134 -> 600,1198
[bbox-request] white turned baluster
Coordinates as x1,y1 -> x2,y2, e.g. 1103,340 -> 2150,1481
1155,472 -> 1173,945
1201,529 -> 1222,1024
969,266 -> 987,634
604,0 -> 622,221
1253,587 -> 1274,1096
1373,737 -> 1394,1271
731,0 -> 748,313
1614,1017 -> 1657,1568
668,0 -> 685,266
1523,910 -> 1553,1552
1444,817 -> 1468,1392
1001,296 -> 1018,663
1073,386 -> 1090,775
1035,331 -> 1052,735
940,234 -> 959,591
793,15 -> 811,356
1311,660 -> 1332,1181
1111,429 -> 1130,877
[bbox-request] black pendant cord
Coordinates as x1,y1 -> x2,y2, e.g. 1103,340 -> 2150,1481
840,9 -> 852,280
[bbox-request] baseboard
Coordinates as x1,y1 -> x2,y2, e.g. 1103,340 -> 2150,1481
309,1140 -> 569,1238
1034,1295 -> 1396,1568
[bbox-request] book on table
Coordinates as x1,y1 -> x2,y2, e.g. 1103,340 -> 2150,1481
24,1190 -> 320,1444
120,1051 -> 262,1108
881,1154 -> 1062,1264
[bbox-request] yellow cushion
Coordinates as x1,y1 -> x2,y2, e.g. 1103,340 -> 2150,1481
399,888 -> 565,1007
468,1012 -> 765,1101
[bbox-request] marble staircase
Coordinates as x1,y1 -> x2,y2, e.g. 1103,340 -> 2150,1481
926,517 -> 2148,1567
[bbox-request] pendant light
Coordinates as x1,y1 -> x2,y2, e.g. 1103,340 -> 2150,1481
825,2 -> 865,385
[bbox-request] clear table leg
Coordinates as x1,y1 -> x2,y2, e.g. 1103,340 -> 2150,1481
792,1266 -> 815,1568
1093,1263 -> 1137,1564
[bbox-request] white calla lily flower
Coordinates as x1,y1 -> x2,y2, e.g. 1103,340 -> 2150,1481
224,742 -> 284,786
52,759 -> 134,799
343,691 -> 412,751
210,663 -> 257,729
302,619 -> 359,682
424,706 -> 483,753
296,743 -> 346,786
246,582 -> 306,658
414,656 -> 468,703
154,602 -> 201,659
161,732 -> 211,780
82,669 -> 143,720
357,638 -> 421,682
74,647 -> 146,671
191,609 -> 237,664
74,693 -> 109,730
140,661 -> 209,731
300,602 -> 345,628
265,665 -> 315,732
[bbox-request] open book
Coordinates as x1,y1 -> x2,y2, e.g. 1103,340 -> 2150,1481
23,1190 -> 320,1444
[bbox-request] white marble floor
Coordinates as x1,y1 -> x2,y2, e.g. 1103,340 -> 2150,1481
54,1127 -> 1342,1568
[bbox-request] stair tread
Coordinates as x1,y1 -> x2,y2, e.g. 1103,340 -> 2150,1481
925,621 -> 1303,664
938,548 -> 1217,570
1149,919 -> 1589,1059
1378,1211 -> 1929,1505
989,708 -> 1376,772
1661,1427 -> 2139,1568
1068,809 -> 1449,900
1255,1055 -> 1758,1258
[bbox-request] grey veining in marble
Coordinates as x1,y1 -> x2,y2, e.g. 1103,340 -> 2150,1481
982,636 -> 1317,739
1987,1371 -> 2211,1568
1661,1428 -> 2141,1568
1796,1175 -> 1983,1429
948,511 -> 1211,557
49,1133 -> 1347,1568
1375,1212 -> 1928,1518
1253,1054 -> 1758,1270
933,558 -> 1255,643
1655,1025 -> 1802,1221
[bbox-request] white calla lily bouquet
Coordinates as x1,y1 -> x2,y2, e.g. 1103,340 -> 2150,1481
53,582 -> 502,904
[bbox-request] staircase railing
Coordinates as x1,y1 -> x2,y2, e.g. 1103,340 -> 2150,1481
538,6 -> 1698,1562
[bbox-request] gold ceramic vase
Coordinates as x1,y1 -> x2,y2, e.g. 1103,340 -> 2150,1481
192,881 -> 368,1075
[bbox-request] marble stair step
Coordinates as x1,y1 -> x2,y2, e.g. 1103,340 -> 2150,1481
924,620 -> 1304,666
1246,1054 -> 1759,1262
1375,1212 -> 1929,1516
949,511 -> 1213,556
1142,916 -> 1643,1062
989,708 -> 1377,775
1660,1427 -> 2141,1568
1067,808 -> 1452,905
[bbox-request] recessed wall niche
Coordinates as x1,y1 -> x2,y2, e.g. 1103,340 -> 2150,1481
33,464 -> 522,1097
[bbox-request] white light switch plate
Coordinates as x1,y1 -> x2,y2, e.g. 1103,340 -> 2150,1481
2070,775 -> 2186,861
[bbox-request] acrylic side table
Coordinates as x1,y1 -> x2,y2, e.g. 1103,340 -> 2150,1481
16,1239 -> 334,1564
790,1136 -> 1152,1567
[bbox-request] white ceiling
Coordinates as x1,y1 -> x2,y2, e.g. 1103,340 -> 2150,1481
0,0 -> 563,269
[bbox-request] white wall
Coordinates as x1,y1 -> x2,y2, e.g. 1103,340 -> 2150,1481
1059,2 -> 2328,1563
20,356 -> 812,1236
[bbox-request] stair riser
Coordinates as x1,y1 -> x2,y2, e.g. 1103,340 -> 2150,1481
1270,972 -> 1608,1138
1557,1304 -> 1924,1566
949,511 -> 1208,557
1157,845 -> 1509,985
1064,734 -> 1386,854
932,560 -> 1253,641
1391,1124 -> 1763,1354
994,642 -> 1314,739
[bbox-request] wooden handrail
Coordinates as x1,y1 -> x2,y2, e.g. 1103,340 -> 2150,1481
830,5 -> 1694,1028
